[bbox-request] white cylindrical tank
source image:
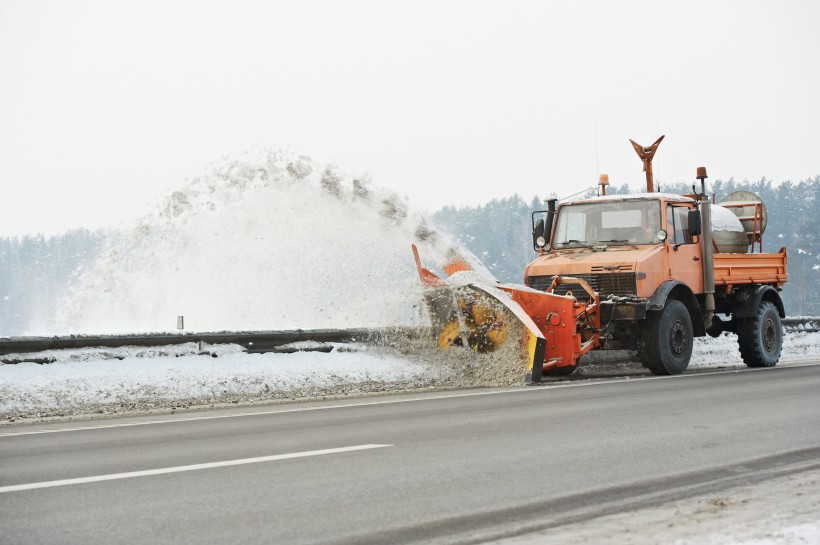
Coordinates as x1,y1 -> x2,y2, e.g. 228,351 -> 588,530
710,204 -> 749,253
719,191 -> 768,246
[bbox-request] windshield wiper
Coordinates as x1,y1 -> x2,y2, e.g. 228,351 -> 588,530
599,239 -> 641,249
559,239 -> 586,245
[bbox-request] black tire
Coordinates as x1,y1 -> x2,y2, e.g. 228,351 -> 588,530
642,299 -> 693,375
738,301 -> 782,367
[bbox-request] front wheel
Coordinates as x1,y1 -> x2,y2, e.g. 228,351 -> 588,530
642,299 -> 693,375
738,301 -> 782,367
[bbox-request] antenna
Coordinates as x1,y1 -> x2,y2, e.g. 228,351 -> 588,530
594,121 -> 599,180
656,114 -> 661,186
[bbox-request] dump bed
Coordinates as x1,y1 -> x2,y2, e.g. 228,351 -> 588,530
713,247 -> 787,287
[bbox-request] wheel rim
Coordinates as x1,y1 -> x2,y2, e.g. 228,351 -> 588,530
763,318 -> 777,353
670,321 -> 686,356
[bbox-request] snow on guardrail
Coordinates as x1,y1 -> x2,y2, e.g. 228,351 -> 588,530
1,317 -> 817,361
0,327 -> 419,359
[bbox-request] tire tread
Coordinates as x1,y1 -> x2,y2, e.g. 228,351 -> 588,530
737,301 -> 782,367
642,300 -> 693,375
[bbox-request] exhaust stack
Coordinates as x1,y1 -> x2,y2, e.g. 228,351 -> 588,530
697,166 -> 715,330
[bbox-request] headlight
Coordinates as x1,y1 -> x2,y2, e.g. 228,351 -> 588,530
536,236 -> 547,247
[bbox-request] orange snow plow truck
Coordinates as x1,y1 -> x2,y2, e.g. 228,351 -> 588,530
412,136 -> 788,381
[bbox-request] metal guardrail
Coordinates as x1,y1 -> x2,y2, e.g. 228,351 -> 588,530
0,327 -> 420,358
0,317 -> 817,361
781,317 -> 820,332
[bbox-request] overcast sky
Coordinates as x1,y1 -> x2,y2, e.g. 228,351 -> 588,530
1,0 -> 819,236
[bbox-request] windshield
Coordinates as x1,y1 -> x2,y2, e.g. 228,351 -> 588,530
552,200 -> 662,248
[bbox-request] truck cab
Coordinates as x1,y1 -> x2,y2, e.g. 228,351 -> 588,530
525,194 -> 705,352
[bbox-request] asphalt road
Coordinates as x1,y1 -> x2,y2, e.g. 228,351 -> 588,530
1,362 -> 819,545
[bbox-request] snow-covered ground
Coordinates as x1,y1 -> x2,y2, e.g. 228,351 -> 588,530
0,341 -> 446,421
492,467 -> 820,545
1,330 -> 818,423
578,328 -> 820,373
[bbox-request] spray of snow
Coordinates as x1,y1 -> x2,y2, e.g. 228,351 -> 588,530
55,150 -> 455,334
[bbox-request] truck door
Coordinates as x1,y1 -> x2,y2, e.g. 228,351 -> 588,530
666,204 -> 703,293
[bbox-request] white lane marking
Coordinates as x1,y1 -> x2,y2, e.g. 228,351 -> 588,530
0,444 -> 392,494
2,361 -> 817,438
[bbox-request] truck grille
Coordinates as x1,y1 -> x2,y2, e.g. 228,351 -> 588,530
527,273 -> 637,297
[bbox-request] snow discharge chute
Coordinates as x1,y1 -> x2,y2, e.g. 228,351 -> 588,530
411,245 -> 602,382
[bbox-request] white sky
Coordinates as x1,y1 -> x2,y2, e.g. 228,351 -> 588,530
1,0 -> 819,236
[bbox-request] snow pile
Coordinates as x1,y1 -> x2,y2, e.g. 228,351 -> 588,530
2,330 -> 817,422
502,466 -> 820,545
55,150 -> 454,334
0,342 -> 447,420
691,329 -> 820,367
564,329 -> 820,375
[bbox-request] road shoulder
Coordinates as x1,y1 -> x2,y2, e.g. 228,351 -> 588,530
490,467 -> 820,544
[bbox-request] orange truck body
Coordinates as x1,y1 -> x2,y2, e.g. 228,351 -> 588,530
413,192 -> 788,382
520,193 -> 787,379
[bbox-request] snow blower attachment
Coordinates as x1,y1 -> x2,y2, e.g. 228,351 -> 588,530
411,244 -> 602,382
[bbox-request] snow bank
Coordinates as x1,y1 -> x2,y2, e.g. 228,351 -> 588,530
691,329 -> 819,366
0,342 -> 446,420
580,329 -> 819,374
498,467 -> 820,545
1,330 -> 818,422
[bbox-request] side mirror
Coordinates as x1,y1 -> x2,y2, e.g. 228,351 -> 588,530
532,217 -> 546,250
688,210 -> 702,237
532,199 -> 557,252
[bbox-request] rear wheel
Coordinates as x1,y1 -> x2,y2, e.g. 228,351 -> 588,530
738,301 -> 782,367
642,299 -> 693,375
